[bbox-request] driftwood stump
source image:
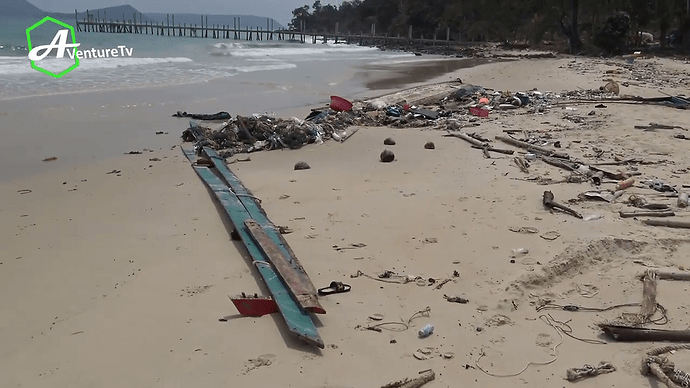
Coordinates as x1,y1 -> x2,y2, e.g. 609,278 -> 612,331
543,191 -> 583,219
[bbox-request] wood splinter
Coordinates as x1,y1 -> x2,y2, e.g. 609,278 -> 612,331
543,191 -> 583,219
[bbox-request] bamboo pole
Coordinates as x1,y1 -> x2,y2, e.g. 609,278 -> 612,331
495,136 -> 570,159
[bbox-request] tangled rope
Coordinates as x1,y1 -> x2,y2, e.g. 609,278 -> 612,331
642,344 -> 690,388
566,361 -> 616,382
359,307 -> 432,332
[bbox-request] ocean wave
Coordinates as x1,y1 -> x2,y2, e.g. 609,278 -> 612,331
0,55 -> 193,75
208,41 -> 381,58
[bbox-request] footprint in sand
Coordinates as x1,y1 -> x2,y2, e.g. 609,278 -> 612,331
243,354 -> 276,375
535,333 -> 553,347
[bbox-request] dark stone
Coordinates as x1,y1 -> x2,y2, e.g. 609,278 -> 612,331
383,137 -> 396,145
294,161 -> 311,170
380,149 -> 395,163
424,142 -> 435,149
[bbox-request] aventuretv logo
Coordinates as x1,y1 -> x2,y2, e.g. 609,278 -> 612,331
26,16 -> 134,78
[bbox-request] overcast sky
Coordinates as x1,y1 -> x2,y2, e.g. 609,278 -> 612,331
32,0 -> 343,26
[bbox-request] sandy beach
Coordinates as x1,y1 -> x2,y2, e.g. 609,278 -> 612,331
2,52 -> 690,388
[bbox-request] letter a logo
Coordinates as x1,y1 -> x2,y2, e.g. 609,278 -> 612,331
28,30 -> 80,61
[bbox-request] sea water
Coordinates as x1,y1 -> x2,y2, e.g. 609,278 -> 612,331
0,16 -> 414,101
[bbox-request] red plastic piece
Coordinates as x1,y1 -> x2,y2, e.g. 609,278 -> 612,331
330,95 -> 353,112
230,294 -> 279,316
469,107 -> 489,117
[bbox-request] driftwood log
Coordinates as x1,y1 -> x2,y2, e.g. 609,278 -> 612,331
620,210 -> 675,218
495,136 -> 570,159
642,219 -> 690,229
599,324 -> 690,342
543,191 -> 583,219
637,271 -> 690,282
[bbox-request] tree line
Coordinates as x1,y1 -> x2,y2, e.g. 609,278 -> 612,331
290,0 -> 690,53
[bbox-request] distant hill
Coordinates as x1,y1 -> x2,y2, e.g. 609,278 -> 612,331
145,13 -> 284,30
1,0 -> 282,30
0,0 -> 44,17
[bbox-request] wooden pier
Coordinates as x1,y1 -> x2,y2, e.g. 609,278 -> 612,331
74,10 -> 477,47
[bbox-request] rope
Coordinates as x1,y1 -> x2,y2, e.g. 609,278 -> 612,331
536,302 -> 668,325
673,369 -> 690,387
566,361 -> 616,382
364,307 -> 432,332
643,345 -> 690,388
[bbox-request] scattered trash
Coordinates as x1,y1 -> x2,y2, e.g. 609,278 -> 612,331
583,214 -> 604,221
380,149 -> 395,162
173,111 -> 231,120
17,189 -> 32,194
644,179 -> 677,193
294,161 -> 310,170
384,137 -> 396,145
318,281 -> 351,296
678,192 -> 689,208
469,107 -> 489,117
424,142 -> 435,150
444,295 -> 469,304
42,156 -> 57,162
510,248 -> 529,258
540,231 -> 561,241
509,226 -> 539,234
125,151 -> 142,155
369,313 -> 384,321
334,243 -> 367,251
418,324 -> 434,338
106,170 -> 121,174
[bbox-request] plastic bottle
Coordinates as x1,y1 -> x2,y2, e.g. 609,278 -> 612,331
418,324 -> 434,338
616,177 -> 635,190
510,248 -> 529,258
678,192 -> 689,208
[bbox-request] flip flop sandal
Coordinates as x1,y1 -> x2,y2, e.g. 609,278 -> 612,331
318,281 -> 351,296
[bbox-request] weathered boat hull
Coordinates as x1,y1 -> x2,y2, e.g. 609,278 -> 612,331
182,147 -> 324,348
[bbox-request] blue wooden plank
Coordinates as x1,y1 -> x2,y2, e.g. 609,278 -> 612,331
182,147 -> 323,348
201,147 -> 324,313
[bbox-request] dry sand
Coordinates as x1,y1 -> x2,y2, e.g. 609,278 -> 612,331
2,54 -> 690,388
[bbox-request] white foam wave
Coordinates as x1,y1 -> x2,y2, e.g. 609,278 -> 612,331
0,55 -> 193,75
211,41 -> 380,58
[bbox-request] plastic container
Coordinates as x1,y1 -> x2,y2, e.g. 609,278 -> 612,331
330,95 -> 353,112
525,153 -> 537,161
469,107 -> 489,117
510,248 -> 529,258
418,324 -> 434,338
616,177 -> 635,191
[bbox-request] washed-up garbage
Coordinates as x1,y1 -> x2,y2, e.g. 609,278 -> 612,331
386,106 -> 403,117
644,179 -> 677,193
173,111 -> 231,120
